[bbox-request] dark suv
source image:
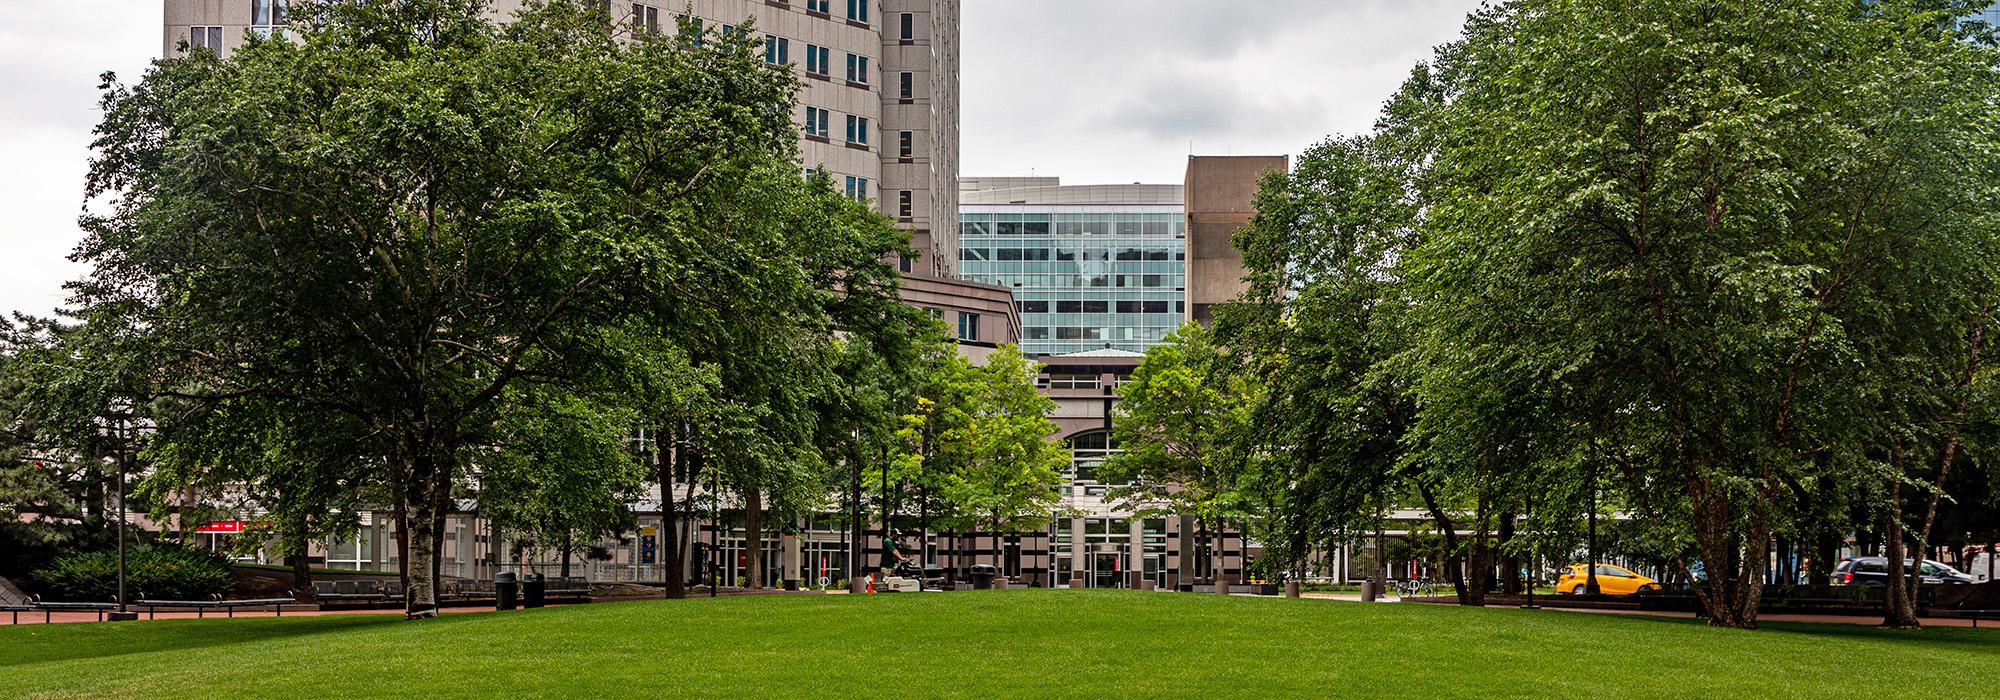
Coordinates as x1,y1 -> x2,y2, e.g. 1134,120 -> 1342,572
1833,557 -> 1977,585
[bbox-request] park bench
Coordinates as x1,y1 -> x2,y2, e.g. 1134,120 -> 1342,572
135,593 -> 300,619
26,595 -> 121,623
1957,609 -> 1995,628
442,580 -> 496,604
2,602 -> 34,625
544,577 -> 593,600
311,580 -> 388,606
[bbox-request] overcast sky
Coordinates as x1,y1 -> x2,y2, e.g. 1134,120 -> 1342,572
0,0 -> 1481,319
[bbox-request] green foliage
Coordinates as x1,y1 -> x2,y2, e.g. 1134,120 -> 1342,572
885,345 -> 1068,538
1231,0 -> 2000,623
32,544 -> 233,602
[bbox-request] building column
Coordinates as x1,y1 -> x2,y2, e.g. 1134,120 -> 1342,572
1127,518 -> 1145,589
366,512 -> 386,571
1069,516 -> 1087,588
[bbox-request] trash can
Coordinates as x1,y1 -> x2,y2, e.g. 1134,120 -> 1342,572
495,571 -> 518,611
523,573 -> 546,609
970,565 -> 998,590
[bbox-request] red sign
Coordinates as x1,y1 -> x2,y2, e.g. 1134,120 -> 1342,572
195,520 -> 248,534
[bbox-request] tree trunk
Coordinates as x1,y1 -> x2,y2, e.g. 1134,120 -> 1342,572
1497,510 -> 1520,595
287,549 -> 313,590
1415,481 -> 1468,603
1882,478 -> 1921,628
659,435 -> 687,599
743,487 -> 764,589
404,481 -> 441,618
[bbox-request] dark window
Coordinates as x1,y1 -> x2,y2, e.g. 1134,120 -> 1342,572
1023,222 -> 1051,236
957,313 -> 979,342
959,248 -> 987,261
899,72 -> 915,99
1081,300 -> 1108,314
1146,249 -> 1170,261
1056,301 -> 1083,314
899,131 -> 913,158
997,222 -> 1023,236
898,190 -> 913,219
1116,301 -> 1141,314
900,12 -> 915,40
1019,301 -> 1049,314
998,249 -> 1023,261
1116,248 -> 1143,261
898,255 -> 913,274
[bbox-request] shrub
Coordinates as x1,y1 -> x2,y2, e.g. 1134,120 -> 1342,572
33,544 -> 234,602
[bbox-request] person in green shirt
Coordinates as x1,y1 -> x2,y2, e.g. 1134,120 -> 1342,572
879,530 -> 910,578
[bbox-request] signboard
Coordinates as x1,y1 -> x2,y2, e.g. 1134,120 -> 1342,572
195,520 -> 248,534
640,526 -> 657,565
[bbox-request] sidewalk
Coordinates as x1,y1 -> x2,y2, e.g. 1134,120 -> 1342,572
1301,593 -> 1991,628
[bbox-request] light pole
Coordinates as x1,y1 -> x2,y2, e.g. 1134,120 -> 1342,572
1584,460 -> 1600,596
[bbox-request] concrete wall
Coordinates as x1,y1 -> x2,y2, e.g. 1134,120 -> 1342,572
1183,155 -> 1287,325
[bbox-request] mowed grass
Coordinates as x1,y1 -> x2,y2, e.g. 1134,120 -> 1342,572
2,590 -> 1995,698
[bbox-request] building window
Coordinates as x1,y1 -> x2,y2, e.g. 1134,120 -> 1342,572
899,131 -> 914,159
847,0 -> 870,24
846,115 -> 870,146
804,107 -> 830,138
844,176 -> 869,202
898,190 -> 913,219
900,12 -> 915,40
899,255 -> 914,274
805,44 -> 830,75
632,4 -> 659,34
846,53 -> 870,84
807,0 -> 831,14
250,0 -> 288,38
189,26 -> 224,54
958,313 -> 980,342
1019,300 -> 1049,314
764,36 -> 789,64
676,14 -> 703,43
899,72 -> 914,99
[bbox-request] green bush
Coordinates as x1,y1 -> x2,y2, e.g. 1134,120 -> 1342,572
33,545 -> 234,602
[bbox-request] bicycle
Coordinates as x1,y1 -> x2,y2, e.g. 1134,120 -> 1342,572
1394,577 -> 1437,598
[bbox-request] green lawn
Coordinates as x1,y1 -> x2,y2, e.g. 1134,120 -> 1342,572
2,590 -> 1993,698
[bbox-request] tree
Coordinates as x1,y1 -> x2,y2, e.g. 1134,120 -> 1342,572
1101,323 -> 1261,584
1391,0 -> 2000,628
74,0 -> 814,617
940,346 -> 1068,567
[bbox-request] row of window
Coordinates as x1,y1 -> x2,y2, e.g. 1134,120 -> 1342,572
1025,326 -> 1177,342
962,273 -> 1184,289
963,221 -> 1184,238
962,248 -> 1181,262
1020,300 -> 1184,315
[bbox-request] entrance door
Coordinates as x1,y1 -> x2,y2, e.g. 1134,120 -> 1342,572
1093,552 -> 1122,589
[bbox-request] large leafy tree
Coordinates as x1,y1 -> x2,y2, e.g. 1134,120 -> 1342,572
72,0 -> 842,616
1394,0 -> 2000,628
1101,322 -> 1262,584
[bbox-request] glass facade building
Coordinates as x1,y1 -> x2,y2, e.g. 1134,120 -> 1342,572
959,182 -> 1186,356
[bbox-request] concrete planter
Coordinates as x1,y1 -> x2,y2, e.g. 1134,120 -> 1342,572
1285,581 -> 1301,598
994,578 -> 1010,590
1140,580 -> 1158,592
1214,580 -> 1232,595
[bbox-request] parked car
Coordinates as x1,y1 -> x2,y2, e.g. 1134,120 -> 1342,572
1970,552 -> 1996,584
1832,557 -> 1977,585
1557,563 -> 1662,596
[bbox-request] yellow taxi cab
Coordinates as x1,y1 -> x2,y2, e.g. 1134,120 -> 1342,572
1557,563 -> 1661,596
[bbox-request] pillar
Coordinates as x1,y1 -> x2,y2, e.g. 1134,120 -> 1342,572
1069,516 -> 1086,588
781,531 -> 802,590
1127,519 -> 1145,589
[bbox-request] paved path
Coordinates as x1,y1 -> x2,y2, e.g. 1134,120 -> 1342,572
0,603 -> 594,626
1299,592 -> 1992,628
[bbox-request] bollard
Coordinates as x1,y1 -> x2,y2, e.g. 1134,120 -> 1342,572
523,573 -> 545,609
495,571 -> 518,611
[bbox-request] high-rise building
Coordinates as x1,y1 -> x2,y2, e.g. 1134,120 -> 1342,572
162,0 -> 966,280
958,180 -> 1188,356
